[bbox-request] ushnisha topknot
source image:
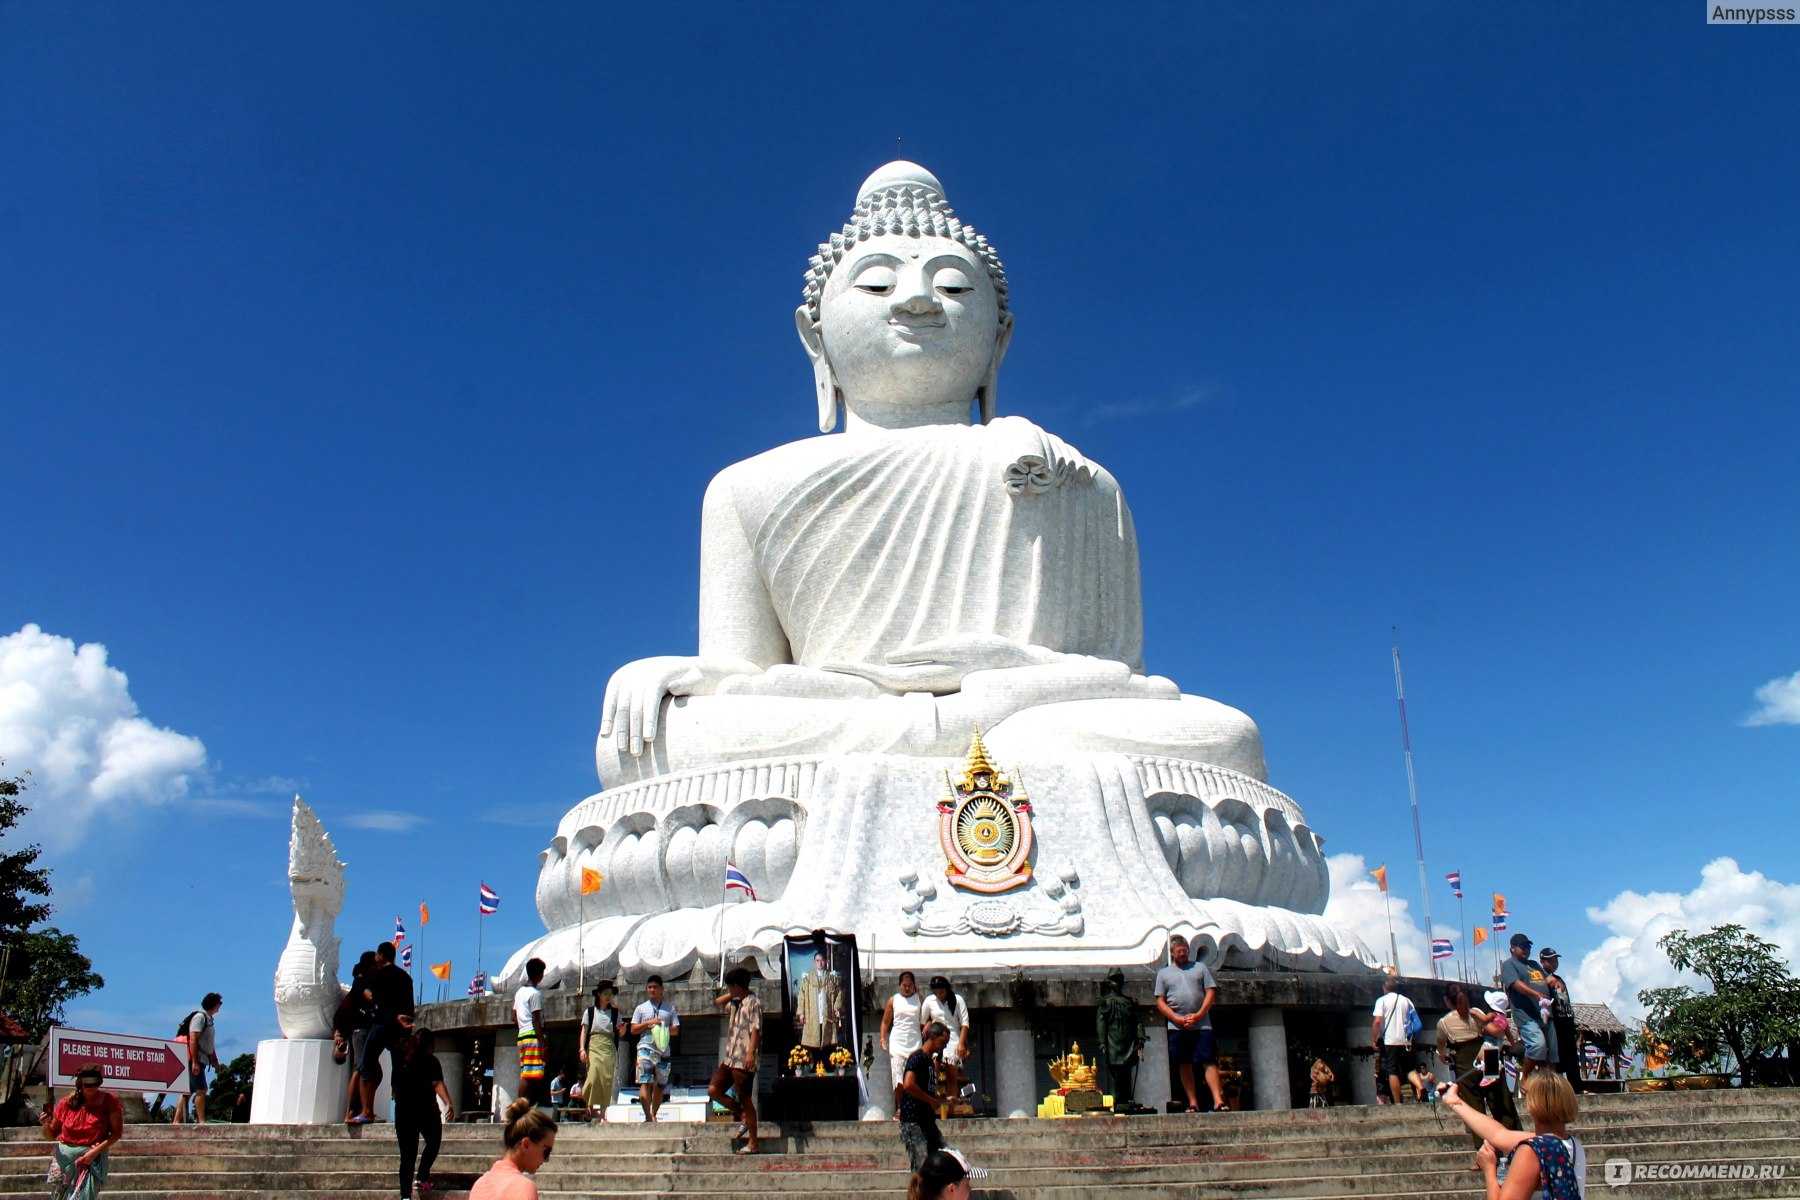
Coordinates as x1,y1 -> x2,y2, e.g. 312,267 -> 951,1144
802,161 -> 1009,325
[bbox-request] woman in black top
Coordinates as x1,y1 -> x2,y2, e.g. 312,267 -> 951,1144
391,1027 -> 453,1199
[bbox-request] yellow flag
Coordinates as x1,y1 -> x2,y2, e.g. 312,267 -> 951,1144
580,867 -> 604,896
1371,865 -> 1389,892
1492,892 -> 1507,915
429,961 -> 452,981
1473,926 -> 1488,947
419,902 -> 430,926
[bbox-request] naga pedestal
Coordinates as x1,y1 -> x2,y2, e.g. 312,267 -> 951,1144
501,744 -> 1371,989
249,1039 -> 391,1125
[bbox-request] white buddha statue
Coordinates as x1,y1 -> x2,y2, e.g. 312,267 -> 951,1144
597,162 -> 1266,788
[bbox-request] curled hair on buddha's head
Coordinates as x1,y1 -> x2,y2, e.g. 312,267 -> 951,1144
800,162 -> 1010,329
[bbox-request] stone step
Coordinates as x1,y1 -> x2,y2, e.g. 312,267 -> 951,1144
8,1140 -> 1800,1195
8,1118 -> 1797,1173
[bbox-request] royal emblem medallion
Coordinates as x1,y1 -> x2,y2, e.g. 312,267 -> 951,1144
937,730 -> 1033,893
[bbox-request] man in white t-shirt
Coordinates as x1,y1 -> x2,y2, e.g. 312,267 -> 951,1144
514,958 -> 547,1105
629,975 -> 680,1122
879,971 -> 925,1114
1369,975 -> 1420,1105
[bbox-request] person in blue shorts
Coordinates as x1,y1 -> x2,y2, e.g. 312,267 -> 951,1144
1153,934 -> 1224,1112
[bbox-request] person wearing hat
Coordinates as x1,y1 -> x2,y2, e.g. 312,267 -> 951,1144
1501,933 -> 1557,1080
1095,969 -> 1145,1113
1538,947 -> 1581,1092
578,980 -> 626,1120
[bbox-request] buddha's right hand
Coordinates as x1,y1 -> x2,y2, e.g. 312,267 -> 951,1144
600,656 -> 761,756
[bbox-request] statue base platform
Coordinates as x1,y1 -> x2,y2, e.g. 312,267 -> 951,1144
249,1038 -> 391,1125
504,750 -> 1374,989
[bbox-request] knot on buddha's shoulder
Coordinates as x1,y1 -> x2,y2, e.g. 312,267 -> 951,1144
988,416 -> 1099,496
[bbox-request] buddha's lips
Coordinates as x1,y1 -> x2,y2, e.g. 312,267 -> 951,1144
889,317 -> 945,334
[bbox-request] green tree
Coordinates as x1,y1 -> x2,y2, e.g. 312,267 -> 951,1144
1637,924 -> 1800,1086
206,1052 -> 256,1121
0,765 -> 105,1037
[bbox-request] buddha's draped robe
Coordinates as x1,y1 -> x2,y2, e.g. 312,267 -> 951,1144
754,417 -> 1142,676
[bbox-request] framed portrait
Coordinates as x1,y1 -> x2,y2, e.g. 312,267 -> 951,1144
780,932 -> 859,1054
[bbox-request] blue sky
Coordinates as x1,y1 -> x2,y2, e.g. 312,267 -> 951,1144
3,4 -> 1797,1058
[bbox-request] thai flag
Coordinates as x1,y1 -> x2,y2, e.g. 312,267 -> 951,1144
1492,912 -> 1508,932
1431,937 -> 1455,960
1445,870 -> 1463,899
479,882 -> 500,915
399,944 -> 413,969
723,862 -> 756,900
393,916 -> 407,947
467,971 -> 488,996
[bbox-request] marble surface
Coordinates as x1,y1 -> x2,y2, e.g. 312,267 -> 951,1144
508,161 -> 1375,986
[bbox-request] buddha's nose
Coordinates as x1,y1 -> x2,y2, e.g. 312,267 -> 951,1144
891,274 -> 940,315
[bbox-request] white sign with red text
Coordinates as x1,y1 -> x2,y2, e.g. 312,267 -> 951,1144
49,1026 -> 192,1094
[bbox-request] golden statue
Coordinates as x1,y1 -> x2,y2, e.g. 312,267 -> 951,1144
1048,1042 -> 1098,1093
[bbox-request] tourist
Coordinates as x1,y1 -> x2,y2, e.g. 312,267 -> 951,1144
392,1027 -> 453,1200
1539,947 -> 1581,1092
879,970 -> 925,1116
1369,975 -> 1419,1106
1407,1062 -> 1436,1103
548,1066 -> 573,1114
706,966 -> 763,1154
1154,934 -> 1225,1112
333,951 -> 378,1122
514,959 -> 547,1106
172,993 -> 222,1124
898,1022 -> 951,1172
579,980 -> 624,1121
630,975 -> 679,1123
1501,933 -> 1556,1081
471,1097 -> 557,1200
1094,968 -> 1142,1112
353,941 -> 414,1124
920,977 -> 971,1111
40,1064 -> 122,1200
1308,1058 -> 1334,1108
907,1147 -> 971,1200
1441,1069 -> 1586,1199
1436,981 -> 1520,1136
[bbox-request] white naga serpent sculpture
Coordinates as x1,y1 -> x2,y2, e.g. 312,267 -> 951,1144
272,796 -> 347,1039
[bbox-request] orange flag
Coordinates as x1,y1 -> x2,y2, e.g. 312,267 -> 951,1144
1492,892 -> 1507,915
429,961 -> 452,982
580,867 -> 604,896
419,902 -> 430,926
1371,865 -> 1389,892
1473,926 -> 1489,947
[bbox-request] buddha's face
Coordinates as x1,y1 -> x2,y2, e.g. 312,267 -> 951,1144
814,234 -> 1003,419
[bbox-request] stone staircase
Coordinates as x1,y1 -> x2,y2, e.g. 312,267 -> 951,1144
6,1088 -> 1800,1198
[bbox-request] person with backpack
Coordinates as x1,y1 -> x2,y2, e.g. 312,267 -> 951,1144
1369,975 -> 1420,1106
1442,1069 -> 1587,1198
579,980 -> 625,1121
171,994 -> 222,1125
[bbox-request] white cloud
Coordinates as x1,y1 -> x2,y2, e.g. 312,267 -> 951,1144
0,624 -> 207,847
343,810 -> 428,833
1745,670 -> 1800,727
1323,852 -> 1435,976
1573,857 -> 1800,1025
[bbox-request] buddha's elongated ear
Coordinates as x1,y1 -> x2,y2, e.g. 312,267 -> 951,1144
977,310 -> 1015,425
794,304 -> 838,433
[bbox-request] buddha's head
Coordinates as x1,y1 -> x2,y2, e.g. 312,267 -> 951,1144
797,162 -> 1013,433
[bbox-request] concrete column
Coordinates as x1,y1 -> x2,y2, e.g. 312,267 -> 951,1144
862,1009 -> 894,1120
1344,1010 -> 1377,1105
993,1010 -> 1035,1119
1137,1016 -> 1171,1113
492,1030 -> 519,1116
434,1049 -> 466,1117
1247,1008 -> 1291,1111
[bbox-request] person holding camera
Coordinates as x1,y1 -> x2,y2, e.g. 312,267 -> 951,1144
40,1065 -> 123,1200
1436,982 -> 1521,1136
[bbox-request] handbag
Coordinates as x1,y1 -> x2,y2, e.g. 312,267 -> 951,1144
1404,1005 -> 1423,1040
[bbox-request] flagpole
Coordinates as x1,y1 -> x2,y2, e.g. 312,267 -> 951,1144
1457,892 -> 1468,983
1391,634 -> 1439,979
578,891 -> 586,996
477,911 -> 485,985
717,881 -> 727,988
418,910 -> 426,1006
1382,885 -> 1398,973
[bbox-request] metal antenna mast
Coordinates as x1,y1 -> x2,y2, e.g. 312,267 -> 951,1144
1391,632 -> 1438,978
